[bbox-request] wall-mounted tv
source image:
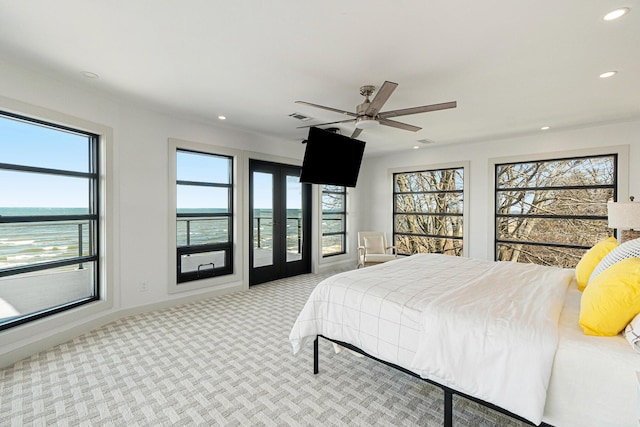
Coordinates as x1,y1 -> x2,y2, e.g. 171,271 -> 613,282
299,127 -> 366,188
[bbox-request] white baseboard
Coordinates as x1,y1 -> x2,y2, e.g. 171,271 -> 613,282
316,258 -> 356,274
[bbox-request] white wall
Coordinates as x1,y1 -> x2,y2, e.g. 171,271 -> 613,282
357,120 -> 640,260
0,61 -> 320,365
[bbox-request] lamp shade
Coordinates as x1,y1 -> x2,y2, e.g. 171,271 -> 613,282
607,201 -> 640,229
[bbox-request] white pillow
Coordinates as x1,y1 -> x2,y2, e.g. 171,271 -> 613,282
589,238 -> 640,284
624,313 -> 640,353
363,236 -> 384,254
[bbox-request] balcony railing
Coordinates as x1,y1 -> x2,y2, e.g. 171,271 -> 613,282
253,217 -> 302,253
0,220 -> 92,276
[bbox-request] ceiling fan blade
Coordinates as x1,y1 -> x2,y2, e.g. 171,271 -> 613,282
378,118 -> 422,132
295,101 -> 357,117
296,118 -> 356,129
351,128 -> 363,139
365,81 -> 398,117
378,101 -> 457,119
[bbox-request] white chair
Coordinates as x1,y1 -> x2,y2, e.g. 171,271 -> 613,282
357,231 -> 397,268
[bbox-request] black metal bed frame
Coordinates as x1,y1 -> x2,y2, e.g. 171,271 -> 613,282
313,335 -> 553,427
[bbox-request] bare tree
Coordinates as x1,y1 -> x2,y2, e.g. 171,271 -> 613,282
394,168 -> 463,256
496,156 -> 614,267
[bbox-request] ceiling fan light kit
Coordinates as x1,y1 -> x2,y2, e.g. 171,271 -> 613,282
355,116 -> 379,129
295,81 -> 457,139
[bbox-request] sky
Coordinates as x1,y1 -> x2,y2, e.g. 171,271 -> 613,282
176,151 -> 301,210
251,172 -> 302,210
0,115 -> 89,208
1,115 -> 302,209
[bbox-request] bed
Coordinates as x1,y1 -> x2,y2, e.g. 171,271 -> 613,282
289,254 -> 640,427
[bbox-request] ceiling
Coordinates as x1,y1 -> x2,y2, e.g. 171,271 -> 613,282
0,1 -> 638,156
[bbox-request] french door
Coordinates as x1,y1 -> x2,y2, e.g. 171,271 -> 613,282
249,159 -> 311,285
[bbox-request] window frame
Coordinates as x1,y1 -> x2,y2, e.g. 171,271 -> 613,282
494,152 -> 618,267
321,185 -> 347,257
392,164 -> 466,257
168,138 -> 242,294
0,110 -> 101,331
175,148 -> 234,283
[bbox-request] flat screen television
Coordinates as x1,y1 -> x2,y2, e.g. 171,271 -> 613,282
299,127 -> 366,187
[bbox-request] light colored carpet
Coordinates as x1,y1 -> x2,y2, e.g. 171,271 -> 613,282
0,272 -> 528,426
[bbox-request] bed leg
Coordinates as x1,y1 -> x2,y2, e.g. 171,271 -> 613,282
443,389 -> 453,427
313,336 -> 319,374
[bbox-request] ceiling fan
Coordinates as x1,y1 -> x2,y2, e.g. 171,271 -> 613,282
295,81 -> 456,139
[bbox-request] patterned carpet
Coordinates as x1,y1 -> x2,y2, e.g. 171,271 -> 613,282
0,272 -> 528,426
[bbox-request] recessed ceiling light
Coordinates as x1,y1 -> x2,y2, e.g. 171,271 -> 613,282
413,146 -> 420,150
599,71 -> 617,78
604,7 -> 630,21
218,115 -> 227,120
81,71 -> 99,79
541,126 -> 550,130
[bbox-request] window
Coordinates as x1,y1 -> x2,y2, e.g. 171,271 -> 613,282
0,111 -> 99,330
176,149 -> 233,283
393,167 -> 464,256
495,154 -> 616,268
321,185 -> 346,256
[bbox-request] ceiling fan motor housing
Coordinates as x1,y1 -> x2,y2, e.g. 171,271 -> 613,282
355,97 -> 380,129
356,100 -> 372,116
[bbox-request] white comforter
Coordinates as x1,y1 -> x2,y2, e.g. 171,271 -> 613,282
289,254 -> 574,424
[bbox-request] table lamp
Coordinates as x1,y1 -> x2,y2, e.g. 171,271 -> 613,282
607,196 -> 640,242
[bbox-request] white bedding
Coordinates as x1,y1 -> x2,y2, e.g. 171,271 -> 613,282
543,286 -> 640,427
289,254 -> 574,424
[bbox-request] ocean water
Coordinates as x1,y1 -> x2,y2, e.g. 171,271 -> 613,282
1,208 -> 310,270
252,209 -> 304,251
0,207 -> 91,270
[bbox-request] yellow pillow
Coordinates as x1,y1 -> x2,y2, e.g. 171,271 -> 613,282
579,257 -> 640,336
575,237 -> 618,291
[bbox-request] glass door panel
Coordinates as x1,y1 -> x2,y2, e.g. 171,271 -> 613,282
252,172 -> 273,268
286,175 -> 303,263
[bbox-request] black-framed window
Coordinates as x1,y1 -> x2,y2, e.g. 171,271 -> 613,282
176,149 -> 233,283
0,111 -> 100,331
321,185 -> 346,257
495,154 -> 616,268
393,167 -> 464,256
